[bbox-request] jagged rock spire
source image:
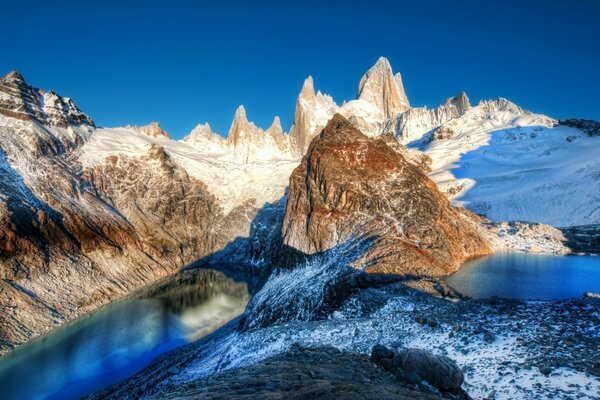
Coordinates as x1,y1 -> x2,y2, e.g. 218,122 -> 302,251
299,76 -> 316,102
227,105 -> 252,147
267,116 -> 284,137
356,56 -> 410,118
290,76 -> 338,155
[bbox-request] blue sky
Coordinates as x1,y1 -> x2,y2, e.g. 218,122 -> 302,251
1,0 -> 598,139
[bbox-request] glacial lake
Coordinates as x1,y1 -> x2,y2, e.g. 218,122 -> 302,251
445,253 -> 600,300
0,267 -> 249,400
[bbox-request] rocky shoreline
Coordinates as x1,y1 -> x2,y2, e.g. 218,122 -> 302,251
86,261 -> 600,400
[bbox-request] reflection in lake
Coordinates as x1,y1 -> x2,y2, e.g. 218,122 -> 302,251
0,267 -> 249,400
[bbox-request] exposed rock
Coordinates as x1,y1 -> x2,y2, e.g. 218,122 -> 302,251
483,221 -> 570,255
289,76 -> 338,154
128,122 -> 170,139
182,122 -> 227,153
371,343 -> 395,363
282,114 -> 491,276
392,348 -> 465,392
425,126 -> 456,145
226,105 -> 296,162
0,70 -> 94,128
444,92 -> 471,116
561,224 -> 600,254
559,118 -> 600,137
392,92 -> 470,145
96,346 -> 448,400
357,56 -> 410,119
477,98 -> 529,115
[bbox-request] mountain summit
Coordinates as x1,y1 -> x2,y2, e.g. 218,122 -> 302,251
0,70 -> 94,128
356,56 -> 410,118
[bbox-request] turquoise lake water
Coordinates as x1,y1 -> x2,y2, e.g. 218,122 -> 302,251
445,253 -> 600,300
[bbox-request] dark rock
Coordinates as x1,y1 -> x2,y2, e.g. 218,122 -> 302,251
395,368 -> 421,385
380,357 -> 395,372
371,344 -> 395,363
393,348 -> 464,391
538,366 -> 553,376
483,329 -> 495,343
560,119 -> 600,137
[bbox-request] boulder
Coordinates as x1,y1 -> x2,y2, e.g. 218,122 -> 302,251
393,348 -> 464,391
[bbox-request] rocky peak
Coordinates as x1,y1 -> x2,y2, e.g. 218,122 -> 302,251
290,76 -> 339,155
182,122 -> 227,152
266,116 -> 284,138
2,70 -> 26,84
298,76 -> 316,104
128,122 -> 170,139
227,105 -> 259,148
282,114 -> 490,275
444,92 -> 471,115
356,57 -> 410,119
478,98 -> 528,115
185,122 -> 216,140
0,70 -> 94,128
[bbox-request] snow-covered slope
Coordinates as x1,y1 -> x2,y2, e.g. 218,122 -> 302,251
80,126 -> 299,214
414,100 -> 600,227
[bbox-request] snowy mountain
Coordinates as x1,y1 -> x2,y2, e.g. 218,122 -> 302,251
0,56 -> 596,355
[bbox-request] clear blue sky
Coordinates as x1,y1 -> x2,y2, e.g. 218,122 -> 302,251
1,0 -> 598,139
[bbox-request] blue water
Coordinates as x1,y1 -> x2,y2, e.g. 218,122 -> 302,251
445,253 -> 600,300
0,268 -> 248,400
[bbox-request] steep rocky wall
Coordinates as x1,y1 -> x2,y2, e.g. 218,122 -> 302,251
282,114 -> 491,277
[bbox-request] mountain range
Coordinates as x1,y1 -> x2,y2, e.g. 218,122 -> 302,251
0,57 -> 598,355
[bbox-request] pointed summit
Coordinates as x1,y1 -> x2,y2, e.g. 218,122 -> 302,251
356,57 -> 410,118
267,116 -> 284,137
227,105 -> 259,149
299,76 -> 316,102
290,76 -> 339,155
233,105 -> 248,122
2,70 -> 25,83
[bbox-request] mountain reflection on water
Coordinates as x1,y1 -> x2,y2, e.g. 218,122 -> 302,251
0,267 -> 249,400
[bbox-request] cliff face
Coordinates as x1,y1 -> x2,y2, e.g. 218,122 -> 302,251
356,56 -> 410,119
282,114 -> 491,276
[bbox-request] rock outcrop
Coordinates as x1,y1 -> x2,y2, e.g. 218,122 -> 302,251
372,345 -> 466,394
127,122 -> 170,139
560,118 -> 600,137
392,92 -> 471,145
282,114 -> 491,276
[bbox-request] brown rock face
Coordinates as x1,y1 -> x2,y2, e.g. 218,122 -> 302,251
282,114 -> 490,276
